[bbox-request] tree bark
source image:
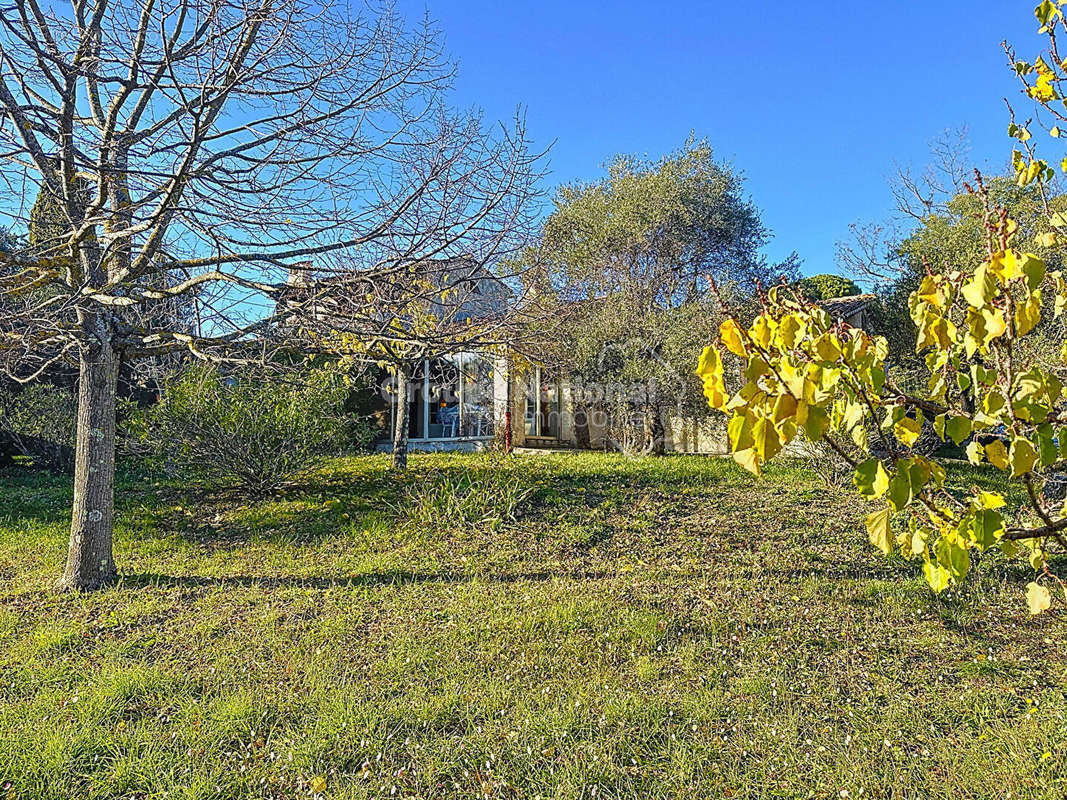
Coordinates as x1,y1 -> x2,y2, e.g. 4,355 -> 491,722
57,339 -> 119,591
391,363 -> 411,471
574,403 -> 591,449
649,401 -> 666,456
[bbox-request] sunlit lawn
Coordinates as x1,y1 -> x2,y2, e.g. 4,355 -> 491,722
1,452 -> 1065,799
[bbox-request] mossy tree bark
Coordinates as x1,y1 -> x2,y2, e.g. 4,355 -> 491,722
57,329 -> 119,591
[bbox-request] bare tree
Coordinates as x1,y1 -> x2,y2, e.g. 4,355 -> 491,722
837,128 -> 973,286
0,0 -> 541,590
286,254 -> 552,470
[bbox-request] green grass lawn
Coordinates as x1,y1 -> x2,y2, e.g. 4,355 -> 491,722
1,452 -> 1065,799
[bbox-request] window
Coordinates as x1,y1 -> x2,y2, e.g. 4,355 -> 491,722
524,367 -> 560,439
427,356 -> 461,439
389,353 -> 495,441
460,353 -> 494,438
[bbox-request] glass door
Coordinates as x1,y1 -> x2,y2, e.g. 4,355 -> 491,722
524,367 -> 560,439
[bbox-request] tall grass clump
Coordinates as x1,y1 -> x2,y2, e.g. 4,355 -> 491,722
398,469 -> 534,533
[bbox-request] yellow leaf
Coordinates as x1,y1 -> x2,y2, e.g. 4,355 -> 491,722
853,459 -> 890,499
915,312 -> 955,351
976,307 -> 1008,348
814,334 -> 841,362
865,507 -> 893,556
962,265 -> 994,307
728,412 -> 755,452
986,307 -> 1008,339
772,393 -> 798,425
696,347 -> 728,411
923,560 -> 952,593
1032,71 -> 1057,102
1021,254 -> 1047,289
732,447 -> 760,476
916,275 -> 943,308
720,318 -> 747,356
777,313 -> 804,349
1016,290 -> 1043,337
966,440 -> 984,465
975,490 -> 1006,510
985,439 -> 1009,470
841,400 -> 866,433
990,250 -> 1024,284
751,316 -> 775,348
309,776 -> 327,795
1010,438 -> 1039,477
797,401 -> 829,440
1026,582 -> 1052,615
702,379 -> 728,411
695,345 -> 722,379
1053,271 -> 1067,317
752,416 -> 782,462
894,416 -> 922,447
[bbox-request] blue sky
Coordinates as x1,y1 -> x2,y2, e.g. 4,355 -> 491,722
392,0 -> 1044,278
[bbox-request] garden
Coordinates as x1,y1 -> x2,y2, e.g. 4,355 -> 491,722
1,452 -> 1063,798
4,1 -> 1067,797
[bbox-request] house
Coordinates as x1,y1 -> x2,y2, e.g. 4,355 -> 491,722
289,266 -> 881,456
279,257 -> 516,453
819,293 -> 876,331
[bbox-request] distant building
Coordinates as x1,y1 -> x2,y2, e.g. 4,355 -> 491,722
285,265 -> 877,456
819,293 -> 876,331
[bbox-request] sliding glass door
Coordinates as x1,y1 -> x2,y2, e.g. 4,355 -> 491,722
391,354 -> 495,441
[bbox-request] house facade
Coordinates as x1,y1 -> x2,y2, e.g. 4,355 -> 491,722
286,261 -> 875,455
377,356 -> 730,455
375,292 -> 879,455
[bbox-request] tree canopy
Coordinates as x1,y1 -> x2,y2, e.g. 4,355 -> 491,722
796,274 -> 861,301
525,139 -> 795,452
0,0 -> 540,590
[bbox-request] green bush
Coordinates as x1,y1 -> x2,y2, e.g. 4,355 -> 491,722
796,273 -> 861,300
133,365 -> 359,494
0,383 -> 76,471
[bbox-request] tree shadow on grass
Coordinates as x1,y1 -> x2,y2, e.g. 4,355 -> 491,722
120,567 -> 613,591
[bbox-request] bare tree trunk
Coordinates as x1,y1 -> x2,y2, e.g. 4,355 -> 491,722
392,364 -> 411,471
57,338 -> 119,591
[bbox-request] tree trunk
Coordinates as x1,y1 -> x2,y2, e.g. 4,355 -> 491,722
57,340 -> 119,592
391,364 -> 411,471
649,401 -> 666,456
574,403 -> 591,449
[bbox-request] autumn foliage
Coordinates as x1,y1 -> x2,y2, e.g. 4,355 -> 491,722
698,2 -> 1067,614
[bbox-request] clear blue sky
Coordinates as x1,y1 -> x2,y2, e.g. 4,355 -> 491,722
393,0 -> 1042,278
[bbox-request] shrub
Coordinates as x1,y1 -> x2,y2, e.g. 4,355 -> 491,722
133,365 -> 355,494
0,383 -> 75,472
796,273 -> 861,300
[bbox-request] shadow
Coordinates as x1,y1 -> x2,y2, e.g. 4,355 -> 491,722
0,468 -> 73,526
120,567 -> 612,591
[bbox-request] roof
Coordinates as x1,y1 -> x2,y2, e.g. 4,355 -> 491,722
819,293 -> 875,320
278,255 -> 511,329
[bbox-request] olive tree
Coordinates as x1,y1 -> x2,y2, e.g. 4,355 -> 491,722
525,139 -> 796,453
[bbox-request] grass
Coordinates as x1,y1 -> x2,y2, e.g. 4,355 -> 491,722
0,452 -> 1065,799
